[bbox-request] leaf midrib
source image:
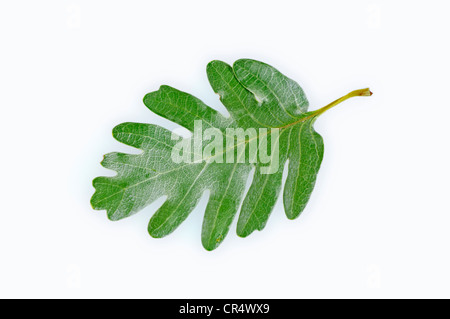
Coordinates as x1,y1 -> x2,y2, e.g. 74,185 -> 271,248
96,114 -> 316,207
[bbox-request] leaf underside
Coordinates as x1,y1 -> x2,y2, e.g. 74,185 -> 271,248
91,59 -> 325,251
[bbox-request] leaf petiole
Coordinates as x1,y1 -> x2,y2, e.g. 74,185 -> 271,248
279,88 -> 372,130
312,88 -> 372,117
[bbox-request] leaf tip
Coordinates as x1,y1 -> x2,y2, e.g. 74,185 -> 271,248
206,59 -> 224,69
236,229 -> 252,238
142,87 -> 164,106
201,235 -> 223,251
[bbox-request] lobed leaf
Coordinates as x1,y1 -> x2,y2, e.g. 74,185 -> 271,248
91,59 -> 371,250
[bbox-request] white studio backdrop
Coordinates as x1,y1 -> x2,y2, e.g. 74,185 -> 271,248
0,0 -> 449,298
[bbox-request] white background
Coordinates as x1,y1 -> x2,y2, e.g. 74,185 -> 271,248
1,0 -> 449,298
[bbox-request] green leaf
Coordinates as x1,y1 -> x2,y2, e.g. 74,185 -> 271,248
91,58 -> 371,251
